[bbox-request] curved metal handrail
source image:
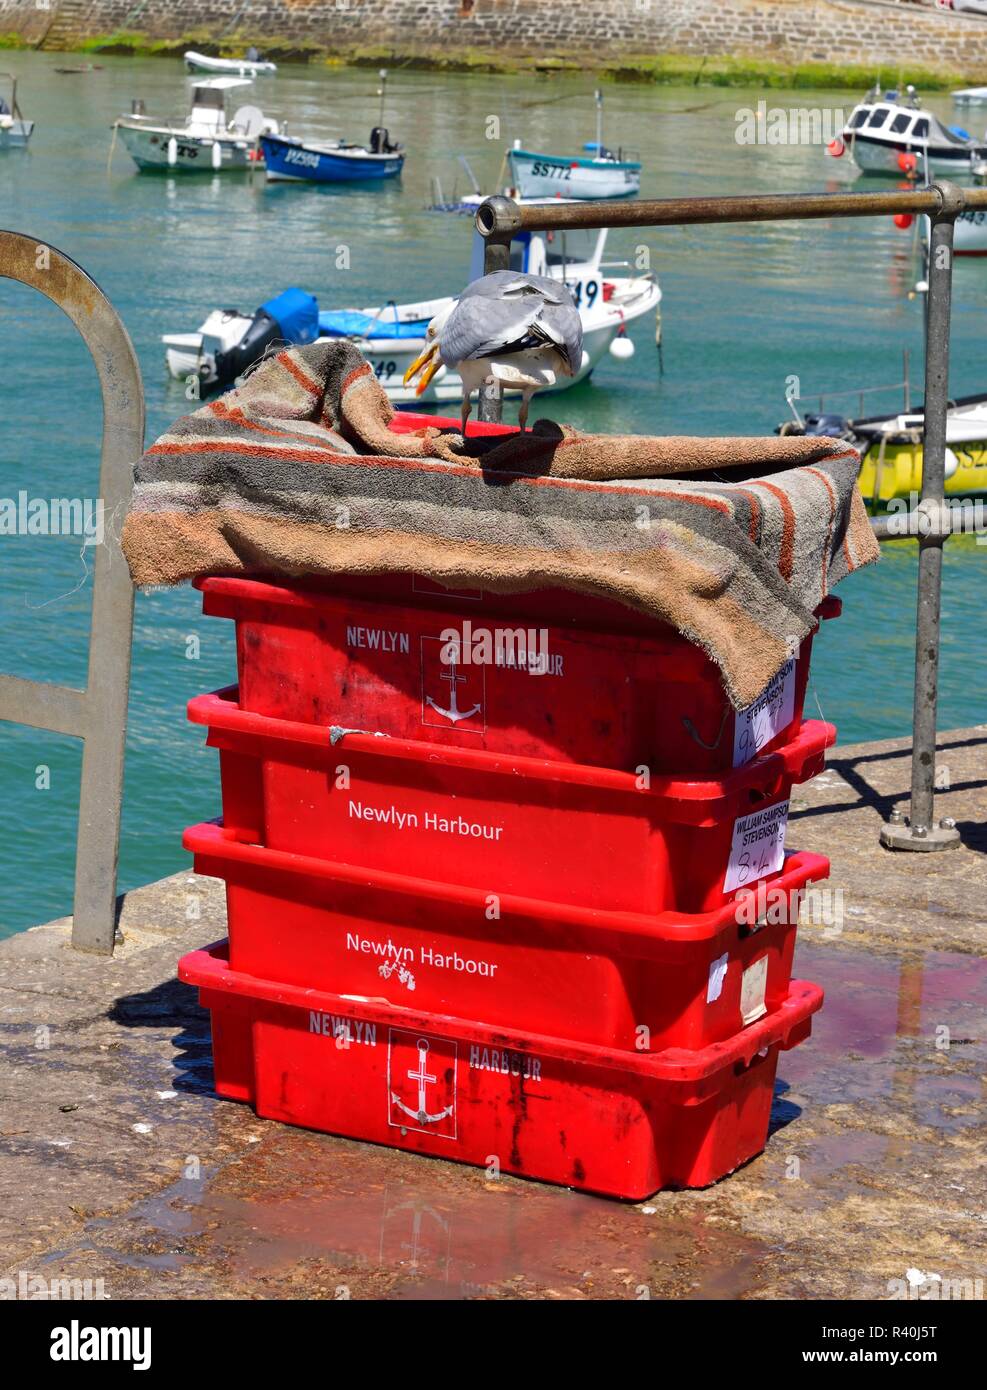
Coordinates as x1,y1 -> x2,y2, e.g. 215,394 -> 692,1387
0,231 -> 144,953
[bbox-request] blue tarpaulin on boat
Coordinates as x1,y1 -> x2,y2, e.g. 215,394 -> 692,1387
318,309 -> 429,340
262,288 -> 319,345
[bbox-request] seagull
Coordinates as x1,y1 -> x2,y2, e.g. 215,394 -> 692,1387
402,270 -> 584,435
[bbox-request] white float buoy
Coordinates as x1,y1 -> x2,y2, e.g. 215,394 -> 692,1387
167,136 -> 177,166
609,335 -> 635,360
945,446 -> 959,480
211,140 -> 222,170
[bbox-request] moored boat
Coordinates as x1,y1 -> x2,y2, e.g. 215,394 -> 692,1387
507,90 -> 641,200
260,130 -> 404,182
779,395 -> 987,502
834,84 -> 987,176
0,73 -> 34,150
112,78 -> 280,172
162,223 -> 661,401
184,49 -> 277,76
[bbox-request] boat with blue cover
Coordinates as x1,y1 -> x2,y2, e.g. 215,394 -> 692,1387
162,288 -> 320,389
163,223 -> 661,403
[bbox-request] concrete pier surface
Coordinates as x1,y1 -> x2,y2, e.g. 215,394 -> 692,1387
1,726 -> 985,1301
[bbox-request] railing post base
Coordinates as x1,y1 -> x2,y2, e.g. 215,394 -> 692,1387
880,812 -> 961,853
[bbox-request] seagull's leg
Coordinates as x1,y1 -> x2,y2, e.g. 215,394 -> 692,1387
460,391 -> 471,438
518,391 -> 531,434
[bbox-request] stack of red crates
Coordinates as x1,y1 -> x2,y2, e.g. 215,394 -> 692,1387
179,415 -> 837,1200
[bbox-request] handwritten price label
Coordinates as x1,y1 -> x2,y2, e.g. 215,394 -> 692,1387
733,658 -> 797,767
724,799 -> 789,893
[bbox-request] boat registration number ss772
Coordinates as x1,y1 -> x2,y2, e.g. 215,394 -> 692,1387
529,161 -> 573,180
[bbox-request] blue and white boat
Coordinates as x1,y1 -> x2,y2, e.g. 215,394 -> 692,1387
507,90 -> 640,200
260,67 -> 404,184
260,130 -> 404,182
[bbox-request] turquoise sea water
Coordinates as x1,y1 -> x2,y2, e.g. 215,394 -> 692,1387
1,55 -> 985,935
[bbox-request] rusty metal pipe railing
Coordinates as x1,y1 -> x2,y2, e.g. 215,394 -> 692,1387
0,232 -> 145,951
477,184 -> 967,852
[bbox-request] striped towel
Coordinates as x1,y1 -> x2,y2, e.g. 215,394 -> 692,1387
122,340 -> 877,709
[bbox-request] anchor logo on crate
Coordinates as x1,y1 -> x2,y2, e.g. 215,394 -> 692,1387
420,636 -> 485,733
388,1030 -> 457,1139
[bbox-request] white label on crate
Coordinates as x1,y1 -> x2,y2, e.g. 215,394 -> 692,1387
724,799 -> 790,894
733,658 -> 797,767
706,952 -> 729,1004
388,1029 -> 458,1139
740,956 -> 769,1025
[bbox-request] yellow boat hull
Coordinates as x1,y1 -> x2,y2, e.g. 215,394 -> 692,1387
858,436 -> 987,502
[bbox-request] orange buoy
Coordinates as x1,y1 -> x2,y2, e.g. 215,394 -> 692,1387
893,213 -> 914,230
827,138 -> 845,158
898,151 -> 917,174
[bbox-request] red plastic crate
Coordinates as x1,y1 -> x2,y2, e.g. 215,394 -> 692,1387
184,819 -> 829,1052
179,940 -> 823,1199
189,686 -> 836,915
196,572 -> 840,775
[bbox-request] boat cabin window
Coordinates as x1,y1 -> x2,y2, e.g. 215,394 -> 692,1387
543,229 -> 599,267
848,108 -> 869,130
865,106 -> 890,129
191,87 -> 225,110
889,112 -> 913,135
913,117 -> 930,140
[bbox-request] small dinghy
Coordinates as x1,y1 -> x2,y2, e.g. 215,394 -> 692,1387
260,69 -> 404,183
507,90 -> 640,200
112,78 -> 280,172
0,73 -> 34,150
184,49 -> 277,76
833,84 -> 987,176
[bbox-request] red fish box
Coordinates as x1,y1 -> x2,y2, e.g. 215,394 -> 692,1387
195,573 -> 839,775
189,686 -> 835,915
184,819 -> 829,1052
179,940 -> 824,1200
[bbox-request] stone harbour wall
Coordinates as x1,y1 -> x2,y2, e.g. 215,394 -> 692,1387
4,0 -> 987,78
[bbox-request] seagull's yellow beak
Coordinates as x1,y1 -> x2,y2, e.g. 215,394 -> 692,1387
403,339 -> 442,394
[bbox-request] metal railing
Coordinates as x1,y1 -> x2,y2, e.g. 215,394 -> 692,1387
0,232 -> 144,953
477,182 -> 985,852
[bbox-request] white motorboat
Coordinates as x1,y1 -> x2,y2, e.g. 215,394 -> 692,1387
952,86 -> 987,105
0,73 -> 33,149
112,78 -> 280,172
835,84 -> 987,176
184,49 -> 277,76
506,93 -> 641,201
163,223 -> 661,401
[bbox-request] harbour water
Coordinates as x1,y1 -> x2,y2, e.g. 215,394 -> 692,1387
1,53 -> 985,935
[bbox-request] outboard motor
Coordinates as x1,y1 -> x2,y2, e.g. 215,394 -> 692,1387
370,126 -> 394,154
776,411 -> 852,440
212,288 -> 319,390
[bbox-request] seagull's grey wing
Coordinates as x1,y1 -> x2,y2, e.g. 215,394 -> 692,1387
540,300 -> 584,374
438,294 -> 544,367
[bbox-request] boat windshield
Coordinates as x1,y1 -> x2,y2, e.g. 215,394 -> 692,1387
848,108 -> 869,130
543,229 -> 599,267
865,106 -> 891,129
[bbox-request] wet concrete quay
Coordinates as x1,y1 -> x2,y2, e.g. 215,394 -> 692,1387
1,726 -> 985,1301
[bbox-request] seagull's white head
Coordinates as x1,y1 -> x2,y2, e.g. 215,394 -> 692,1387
402,301 -> 456,396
